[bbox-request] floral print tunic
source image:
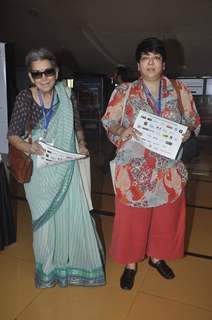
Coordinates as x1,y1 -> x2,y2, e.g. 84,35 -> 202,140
102,76 -> 201,208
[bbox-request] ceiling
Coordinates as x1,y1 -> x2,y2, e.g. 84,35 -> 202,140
1,0 -> 212,79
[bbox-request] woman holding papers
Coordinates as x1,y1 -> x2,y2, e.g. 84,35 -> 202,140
8,48 -> 105,288
102,37 -> 200,290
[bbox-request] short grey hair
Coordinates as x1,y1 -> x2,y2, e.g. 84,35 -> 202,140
25,48 -> 58,71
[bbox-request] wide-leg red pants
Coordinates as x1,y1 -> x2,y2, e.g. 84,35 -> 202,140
110,191 -> 186,264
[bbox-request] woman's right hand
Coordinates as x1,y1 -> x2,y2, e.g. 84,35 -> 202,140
29,141 -> 45,155
8,135 -> 45,156
119,127 -> 140,142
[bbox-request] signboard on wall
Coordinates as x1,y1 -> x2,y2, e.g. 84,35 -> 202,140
177,78 -> 205,108
206,78 -> 212,95
177,78 -> 204,95
0,43 -> 8,153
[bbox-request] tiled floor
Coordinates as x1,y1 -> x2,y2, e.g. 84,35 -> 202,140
1,134 -> 212,320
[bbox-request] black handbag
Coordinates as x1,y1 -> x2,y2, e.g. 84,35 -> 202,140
181,132 -> 199,163
171,80 -> 199,163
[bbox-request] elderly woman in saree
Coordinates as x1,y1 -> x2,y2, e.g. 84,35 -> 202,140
102,37 -> 200,290
8,48 -> 105,288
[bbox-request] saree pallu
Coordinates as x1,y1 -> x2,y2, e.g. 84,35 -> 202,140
24,82 -> 105,287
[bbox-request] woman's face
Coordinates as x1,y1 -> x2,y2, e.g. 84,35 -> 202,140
137,52 -> 165,81
28,59 -> 58,93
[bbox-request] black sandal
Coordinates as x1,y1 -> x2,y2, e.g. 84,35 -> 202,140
120,268 -> 136,290
148,258 -> 175,279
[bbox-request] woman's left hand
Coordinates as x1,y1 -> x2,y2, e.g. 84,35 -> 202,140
182,129 -> 191,142
79,144 -> 89,155
120,127 -> 140,142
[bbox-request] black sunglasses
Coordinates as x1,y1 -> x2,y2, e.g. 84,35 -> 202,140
30,68 -> 56,80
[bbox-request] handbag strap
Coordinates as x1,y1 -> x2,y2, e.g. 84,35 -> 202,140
171,79 -> 195,131
120,83 -> 132,125
170,79 -> 184,115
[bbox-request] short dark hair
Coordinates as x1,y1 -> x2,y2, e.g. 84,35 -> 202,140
135,37 -> 166,63
25,48 -> 58,71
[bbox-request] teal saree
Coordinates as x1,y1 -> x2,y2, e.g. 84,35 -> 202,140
24,82 -> 105,287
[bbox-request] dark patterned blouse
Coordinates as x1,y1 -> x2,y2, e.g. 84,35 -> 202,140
8,88 -> 82,137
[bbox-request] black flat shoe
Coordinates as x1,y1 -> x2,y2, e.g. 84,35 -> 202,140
148,258 -> 175,280
120,268 -> 136,290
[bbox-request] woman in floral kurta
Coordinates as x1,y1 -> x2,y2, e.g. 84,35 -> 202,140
102,37 -> 200,290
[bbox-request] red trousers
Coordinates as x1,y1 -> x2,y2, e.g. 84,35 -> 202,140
110,191 -> 186,264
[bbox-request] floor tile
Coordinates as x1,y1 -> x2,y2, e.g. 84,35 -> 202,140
140,256 -> 212,310
186,207 -> 212,256
128,292 -> 212,320
17,285 -> 137,320
1,201 -> 34,262
0,254 -> 41,320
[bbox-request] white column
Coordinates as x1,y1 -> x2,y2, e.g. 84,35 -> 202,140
0,42 -> 8,155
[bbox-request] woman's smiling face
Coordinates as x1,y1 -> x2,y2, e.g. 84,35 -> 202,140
28,59 -> 58,93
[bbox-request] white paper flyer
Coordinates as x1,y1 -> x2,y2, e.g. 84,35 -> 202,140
133,110 -> 187,160
36,141 -> 87,168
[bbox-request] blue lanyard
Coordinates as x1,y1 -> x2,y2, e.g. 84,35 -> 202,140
38,90 -> 55,130
143,80 -> 162,115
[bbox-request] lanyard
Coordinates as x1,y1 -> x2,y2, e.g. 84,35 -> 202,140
38,90 -> 55,130
143,80 -> 162,115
